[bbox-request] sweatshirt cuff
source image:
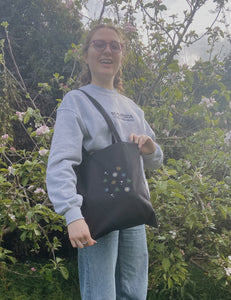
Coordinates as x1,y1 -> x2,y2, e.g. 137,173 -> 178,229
65,206 -> 84,225
142,143 -> 163,170
143,143 -> 163,161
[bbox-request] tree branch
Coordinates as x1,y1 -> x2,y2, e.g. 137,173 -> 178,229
149,0 -> 204,91
4,27 -> 27,92
98,0 -> 108,23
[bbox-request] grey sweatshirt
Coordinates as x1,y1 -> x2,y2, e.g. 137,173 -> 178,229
46,84 -> 163,225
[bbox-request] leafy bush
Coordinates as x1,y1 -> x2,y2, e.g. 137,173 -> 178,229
1,0 -> 231,296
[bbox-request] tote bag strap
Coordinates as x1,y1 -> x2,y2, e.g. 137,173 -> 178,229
78,89 -> 122,143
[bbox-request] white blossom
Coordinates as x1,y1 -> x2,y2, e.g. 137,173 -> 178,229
9,213 -> 16,222
185,160 -> 191,169
169,230 -> 177,239
34,188 -> 46,194
16,111 -> 25,121
225,131 -> 231,145
225,267 -> 231,276
39,149 -> 49,156
8,166 -> 15,175
199,96 -> 216,108
36,125 -> 50,136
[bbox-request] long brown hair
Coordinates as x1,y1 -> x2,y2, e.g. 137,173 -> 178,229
80,24 -> 124,92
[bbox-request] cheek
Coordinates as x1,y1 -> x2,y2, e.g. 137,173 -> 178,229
84,49 -> 98,65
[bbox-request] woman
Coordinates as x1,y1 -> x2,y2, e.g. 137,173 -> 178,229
46,24 -> 163,300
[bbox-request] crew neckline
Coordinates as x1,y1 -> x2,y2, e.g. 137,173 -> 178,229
84,84 -> 118,95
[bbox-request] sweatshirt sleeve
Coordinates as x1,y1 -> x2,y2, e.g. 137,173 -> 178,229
142,120 -> 164,170
46,105 -> 85,225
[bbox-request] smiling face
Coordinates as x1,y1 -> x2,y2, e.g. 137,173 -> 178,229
84,28 -> 123,90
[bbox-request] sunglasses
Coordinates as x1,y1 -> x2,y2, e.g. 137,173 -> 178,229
90,40 -> 123,53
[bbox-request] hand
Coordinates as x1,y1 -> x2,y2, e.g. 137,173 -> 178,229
129,133 -> 156,155
67,219 -> 97,249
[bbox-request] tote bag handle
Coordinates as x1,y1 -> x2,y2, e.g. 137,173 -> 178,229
78,89 -> 122,143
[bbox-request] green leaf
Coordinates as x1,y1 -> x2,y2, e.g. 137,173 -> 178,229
169,62 -> 179,72
21,176 -> 29,186
56,257 -> 63,264
1,21 -> 9,28
162,258 -> 171,272
166,169 -> 177,176
60,266 -> 69,280
34,229 -> 41,236
7,255 -> 17,264
20,231 -> 27,242
168,277 -> 173,288
156,181 -> 168,192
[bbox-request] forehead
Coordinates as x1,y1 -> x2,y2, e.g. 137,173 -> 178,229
91,28 -> 121,42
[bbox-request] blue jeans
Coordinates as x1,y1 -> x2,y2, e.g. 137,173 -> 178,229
78,225 -> 148,300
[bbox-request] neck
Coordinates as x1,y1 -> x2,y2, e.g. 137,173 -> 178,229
91,78 -> 114,90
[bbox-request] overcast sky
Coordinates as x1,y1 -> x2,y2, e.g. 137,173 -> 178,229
82,0 -> 231,65
162,0 -> 231,64
163,0 -> 224,33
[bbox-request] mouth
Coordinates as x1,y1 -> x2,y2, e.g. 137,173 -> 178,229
99,59 -> 113,64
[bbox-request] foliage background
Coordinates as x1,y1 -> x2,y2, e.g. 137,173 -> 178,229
0,0 -> 231,298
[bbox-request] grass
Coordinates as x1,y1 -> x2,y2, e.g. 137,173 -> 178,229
1,260 -> 231,300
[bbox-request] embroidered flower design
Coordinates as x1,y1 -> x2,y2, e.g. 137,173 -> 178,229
103,166 -> 132,198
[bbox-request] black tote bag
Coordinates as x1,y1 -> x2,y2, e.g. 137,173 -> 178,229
74,90 -> 158,239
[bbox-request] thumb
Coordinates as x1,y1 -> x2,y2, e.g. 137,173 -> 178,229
87,236 -> 97,246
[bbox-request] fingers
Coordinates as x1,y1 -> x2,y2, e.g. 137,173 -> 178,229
70,238 -> 83,249
129,133 -> 148,148
129,133 -> 156,154
67,219 -> 97,249
70,232 -> 97,248
70,237 -> 97,249
76,240 -> 90,249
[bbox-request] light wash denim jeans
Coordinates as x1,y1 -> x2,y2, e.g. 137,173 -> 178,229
78,225 -> 148,300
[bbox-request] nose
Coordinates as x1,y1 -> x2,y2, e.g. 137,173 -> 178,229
103,43 -> 112,53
